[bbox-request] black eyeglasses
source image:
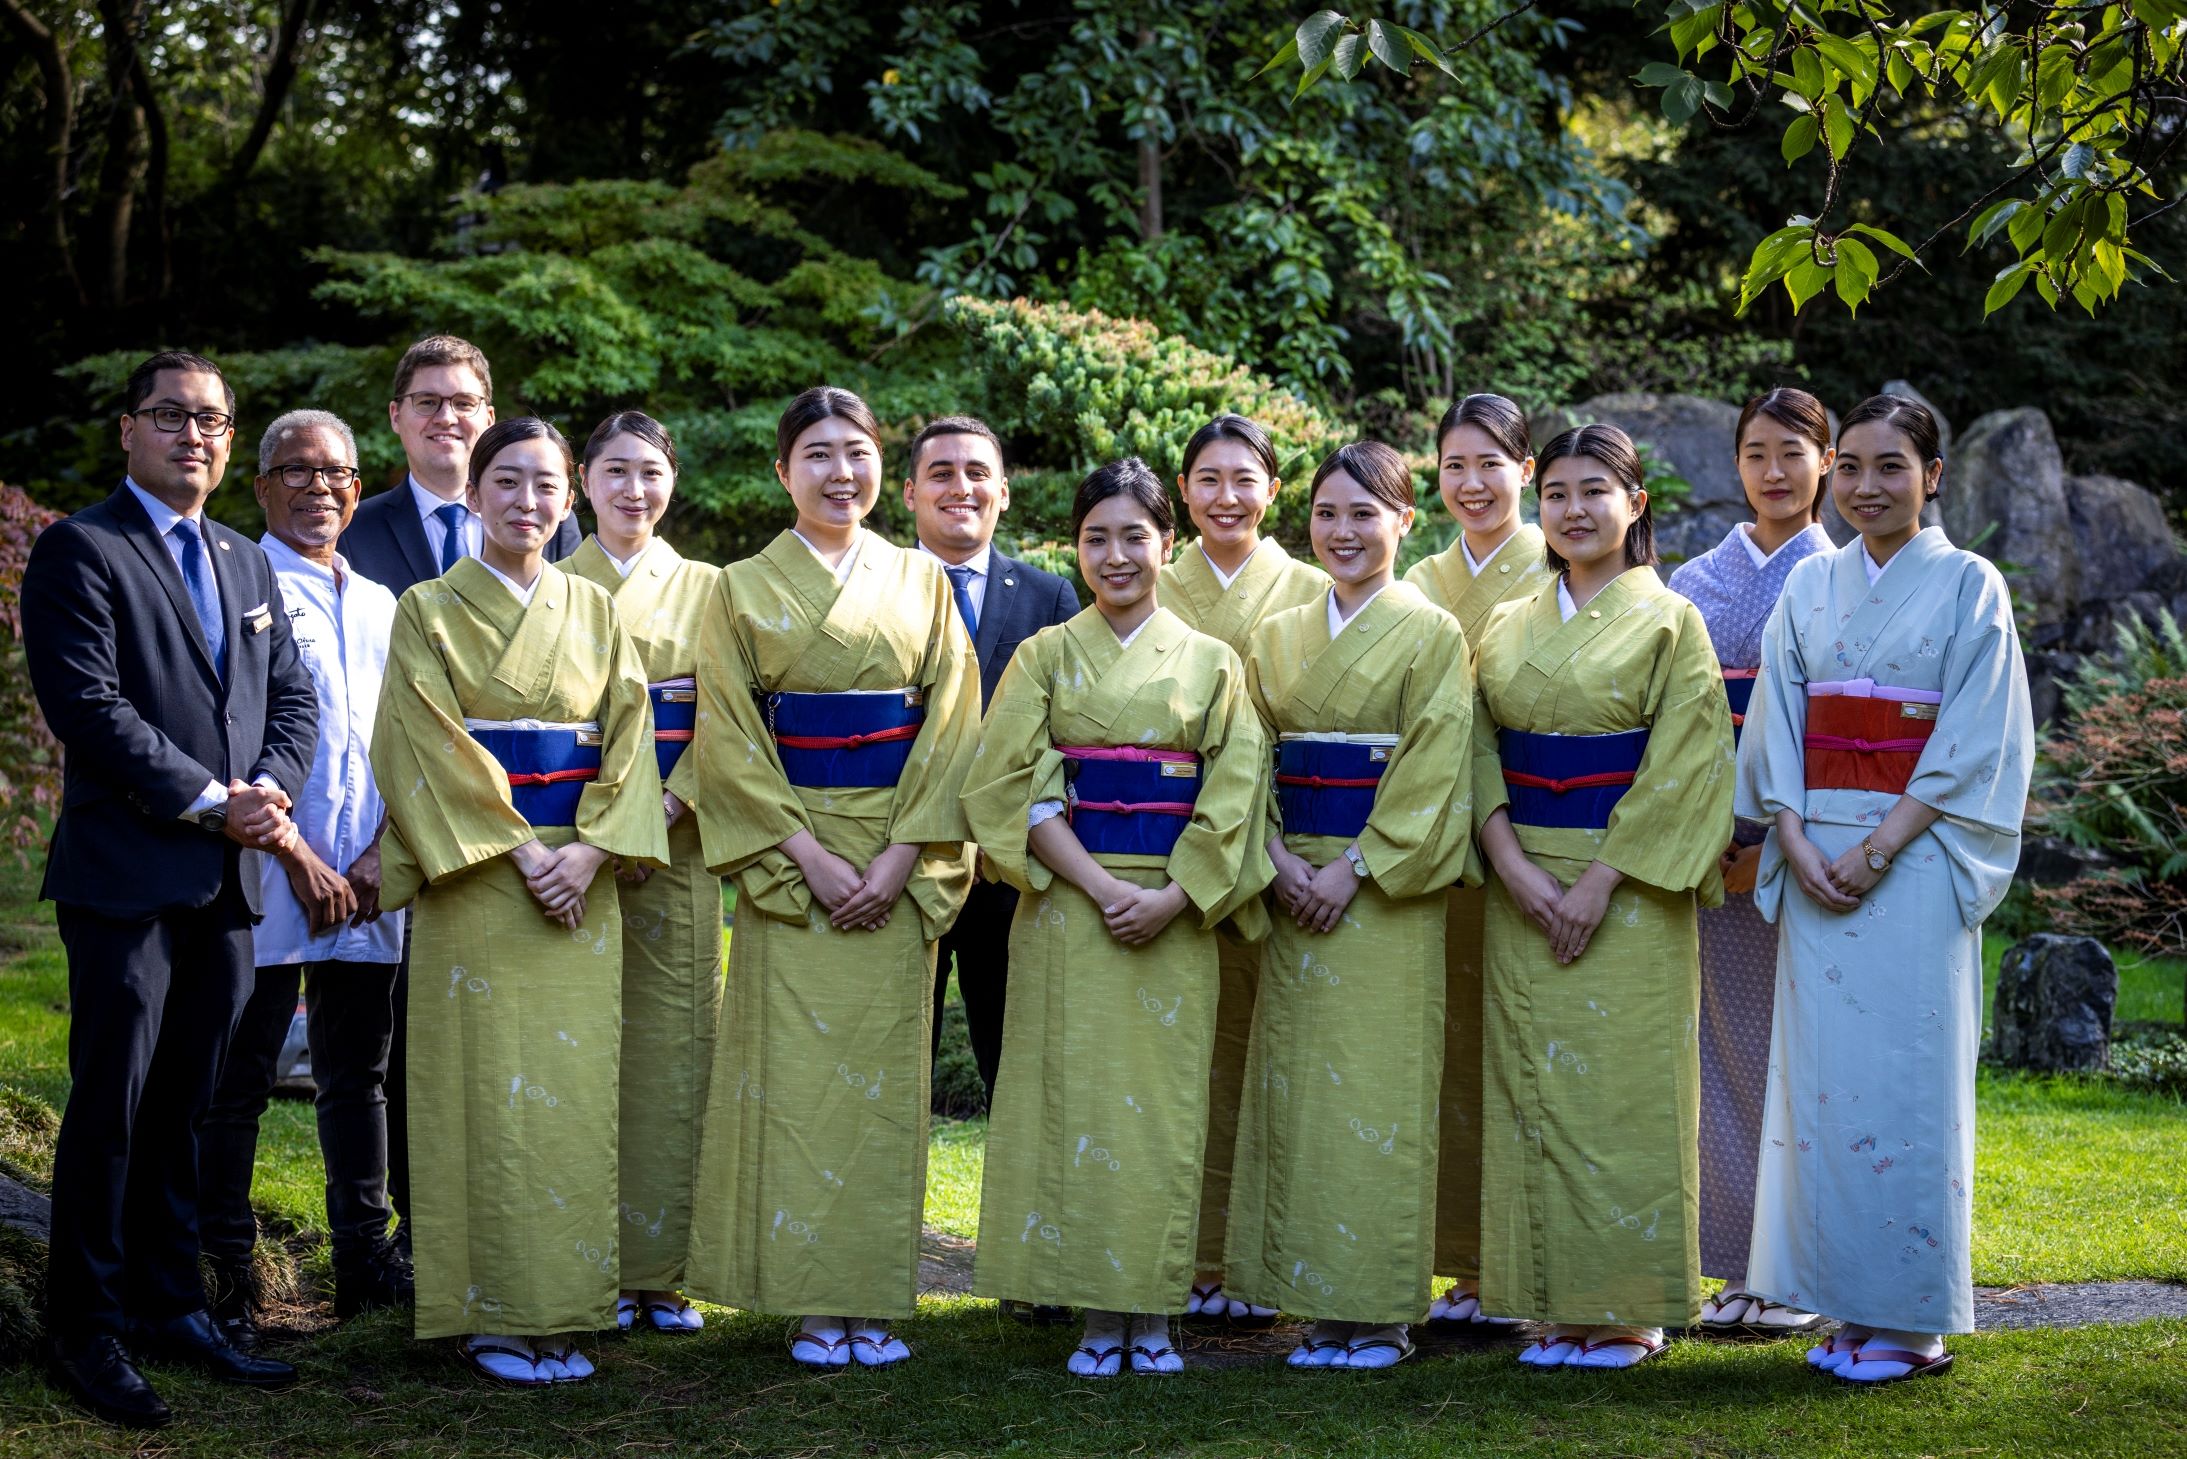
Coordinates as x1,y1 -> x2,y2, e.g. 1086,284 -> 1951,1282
268,464 -> 363,491
398,392 -> 489,419
133,406 -> 235,436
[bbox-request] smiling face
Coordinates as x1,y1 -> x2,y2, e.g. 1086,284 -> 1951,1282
904,432 -> 1008,560
1437,421 -> 1531,542
389,362 -> 494,489
1077,491 -> 1171,618
1309,469 -> 1413,590
1180,436 -> 1279,558
255,425 -> 360,556
1738,417 -> 1832,529
120,368 -> 233,508
1831,419 -> 1937,556
777,416 -> 882,540
1538,453 -> 1645,574
582,431 -> 674,552
467,436 -> 573,562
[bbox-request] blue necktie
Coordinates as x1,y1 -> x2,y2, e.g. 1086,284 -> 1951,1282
945,565 -> 978,635
171,519 -> 226,682
436,502 -> 469,573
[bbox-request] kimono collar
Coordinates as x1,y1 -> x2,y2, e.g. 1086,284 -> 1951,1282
1827,527 -> 1955,675
1287,581 -> 1425,715
570,533 -> 683,595
1059,604 -> 1191,733
1523,565 -> 1660,676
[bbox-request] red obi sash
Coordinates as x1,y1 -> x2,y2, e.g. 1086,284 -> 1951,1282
1804,679 -> 1940,794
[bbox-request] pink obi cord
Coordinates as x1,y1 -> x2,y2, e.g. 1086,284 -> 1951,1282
1057,745 -> 1200,763
1806,677 -> 1943,705
1803,734 -> 1933,754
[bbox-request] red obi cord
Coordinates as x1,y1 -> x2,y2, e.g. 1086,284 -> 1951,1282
1275,773 -> 1382,790
1500,768 -> 1638,795
773,722 -> 923,752
653,729 -> 694,743
506,768 -> 599,787
1070,800 -> 1195,817
1804,696 -> 1933,794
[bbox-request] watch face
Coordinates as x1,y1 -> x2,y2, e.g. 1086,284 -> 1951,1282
1868,850 -> 1886,870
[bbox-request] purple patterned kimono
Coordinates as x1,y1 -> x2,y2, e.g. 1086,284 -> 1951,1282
1667,520 -> 1833,1278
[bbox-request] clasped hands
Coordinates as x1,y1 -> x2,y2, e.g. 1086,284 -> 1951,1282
1267,840 -> 1363,934
224,778 -> 297,854
513,838 -> 611,930
1778,822 -> 1876,912
790,836 -> 921,933
1494,849 -> 1621,966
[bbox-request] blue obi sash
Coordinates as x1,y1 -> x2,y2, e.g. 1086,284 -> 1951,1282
650,679 -> 695,780
1723,668 -> 1757,746
1498,727 -> 1650,830
1061,746 -> 1201,857
1274,738 -> 1389,839
469,721 -> 602,827
768,688 -> 924,789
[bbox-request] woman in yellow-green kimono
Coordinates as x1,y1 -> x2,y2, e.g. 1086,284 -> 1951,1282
965,458 -> 1271,1377
683,387 -> 980,1369
1156,414 -> 1326,1321
1401,393 -> 1553,1328
372,417 -> 667,1385
564,410 -> 723,1334
1225,441 -> 1478,1372
1472,424 -> 1734,1371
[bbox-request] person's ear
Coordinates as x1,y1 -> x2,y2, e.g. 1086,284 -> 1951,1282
995,477 -> 1010,514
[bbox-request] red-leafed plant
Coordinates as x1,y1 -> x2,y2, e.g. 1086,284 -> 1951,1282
0,486 -> 62,858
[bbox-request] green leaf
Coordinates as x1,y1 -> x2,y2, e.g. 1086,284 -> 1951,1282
2062,143 -> 2097,181
1389,23 -> 1456,77
1660,72 -> 1710,123
1636,61 -> 1691,87
1704,79 -> 1734,109
1847,222 -> 1921,263
1781,113 -> 1819,163
2034,269 -> 2061,307
1737,225 -> 1811,314
1790,46 -> 1825,97
1333,32 -> 1365,79
1885,49 -> 1914,93
2036,45 -> 2078,109
1293,54 -> 1334,101
1296,10 -> 1347,71
1365,19 -> 1407,73
1836,235 -> 1879,291
1967,197 -> 2023,249
1253,35 -> 1301,80
2007,200 -> 2047,253
1984,259 -> 2036,317
1668,5 -> 1722,59
1824,103 -> 1854,160
2093,238 -> 2127,295
1785,258 -> 1831,311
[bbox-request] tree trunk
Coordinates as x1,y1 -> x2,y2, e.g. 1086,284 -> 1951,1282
92,0 -> 151,313
132,44 -> 171,310
0,0 -> 86,308
222,0 -> 321,194
1136,28 -> 1162,241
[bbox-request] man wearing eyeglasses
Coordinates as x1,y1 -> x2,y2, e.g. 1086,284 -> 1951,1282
335,333 -> 577,1263
22,352 -> 318,1425
196,410 -> 412,1357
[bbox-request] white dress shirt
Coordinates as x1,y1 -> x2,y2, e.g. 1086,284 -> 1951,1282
919,541 -> 992,621
253,537 -> 405,965
411,475 -> 482,565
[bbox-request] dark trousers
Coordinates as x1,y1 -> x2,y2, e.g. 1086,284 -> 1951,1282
199,959 -> 399,1268
932,879 -> 1017,1105
47,889 -> 254,1340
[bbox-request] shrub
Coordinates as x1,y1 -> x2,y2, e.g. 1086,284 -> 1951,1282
0,486 -> 61,860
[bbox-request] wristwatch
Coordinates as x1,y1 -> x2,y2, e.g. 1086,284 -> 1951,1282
1344,845 -> 1369,879
196,805 -> 229,835
1862,838 -> 1891,873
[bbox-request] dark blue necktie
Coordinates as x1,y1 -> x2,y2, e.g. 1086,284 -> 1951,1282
171,519 -> 226,682
436,502 -> 469,572
945,565 -> 978,635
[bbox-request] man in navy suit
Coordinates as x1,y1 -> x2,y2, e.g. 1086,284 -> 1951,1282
23,352 -> 318,1425
904,418 -> 1079,1102
334,334 -> 577,1257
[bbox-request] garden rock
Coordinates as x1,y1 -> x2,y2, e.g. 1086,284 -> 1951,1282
1992,934 -> 2117,1073
1948,409 -> 2079,624
2066,474 -> 2179,604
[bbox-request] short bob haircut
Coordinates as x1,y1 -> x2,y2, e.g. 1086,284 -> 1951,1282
467,417 -> 575,489
1435,392 -> 1531,467
1070,456 -> 1174,539
1179,413 -> 1280,483
1309,440 -> 1415,514
1536,423 -> 1657,574
1837,394 -> 1945,501
1735,386 -> 1834,521
775,385 -> 882,466
583,408 -> 679,476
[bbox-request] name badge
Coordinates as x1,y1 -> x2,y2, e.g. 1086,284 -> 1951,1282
657,688 -> 696,704
1900,702 -> 1939,721
1159,761 -> 1198,779
1369,746 -> 1391,763
575,728 -> 606,747
244,603 -> 273,635
903,687 -> 925,708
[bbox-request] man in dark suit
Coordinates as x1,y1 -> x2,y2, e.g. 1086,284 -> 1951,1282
904,417 -> 1079,1098
23,352 -> 319,1426
334,334 -> 576,1258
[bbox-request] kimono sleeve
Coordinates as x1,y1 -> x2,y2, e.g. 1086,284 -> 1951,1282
885,563 -> 981,849
959,635 -> 1067,897
1359,618 -> 1482,897
1468,683 -> 1511,830
1736,582 -> 1812,923
1908,560 -> 2035,836
368,593 -> 533,908
691,568 -> 808,877
1596,600 -> 1736,898
1242,632 -> 1287,850
574,609 -> 669,866
1167,645 -> 1276,933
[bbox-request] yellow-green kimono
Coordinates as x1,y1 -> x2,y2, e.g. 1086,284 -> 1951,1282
372,557 -> 668,1340
1224,584 -> 1478,1323
963,606 -> 1272,1312
565,536 -> 723,1291
1404,525 -> 1553,1281
684,529 -> 979,1319
1471,567 -> 1733,1327
1159,538 -> 1327,1271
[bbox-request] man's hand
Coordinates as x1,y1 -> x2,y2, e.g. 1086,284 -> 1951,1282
225,779 -> 296,852
343,842 -> 384,925
1720,841 -> 1762,897
283,841 -> 359,935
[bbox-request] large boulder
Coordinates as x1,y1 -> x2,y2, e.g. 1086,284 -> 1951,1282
1991,934 -> 2117,1073
2066,474 -> 2181,602
1946,408 -> 2080,625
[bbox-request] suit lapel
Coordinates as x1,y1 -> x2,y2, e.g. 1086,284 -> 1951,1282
390,480 -> 439,585
112,485 -> 222,688
976,551 -> 1020,663
204,520 -> 251,702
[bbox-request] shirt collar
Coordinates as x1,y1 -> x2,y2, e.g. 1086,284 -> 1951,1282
409,475 -> 472,522
1739,521 -> 1816,570
258,532 -> 349,586
1556,576 -> 1579,622
918,541 -> 991,579
124,476 -> 199,536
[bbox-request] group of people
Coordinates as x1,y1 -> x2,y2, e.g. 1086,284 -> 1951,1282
21,334 -> 2033,1430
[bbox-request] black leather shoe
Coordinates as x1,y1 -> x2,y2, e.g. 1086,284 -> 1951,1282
47,1334 -> 173,1429
334,1243 -> 416,1319
129,1309 -> 298,1388
206,1259 -> 264,1353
